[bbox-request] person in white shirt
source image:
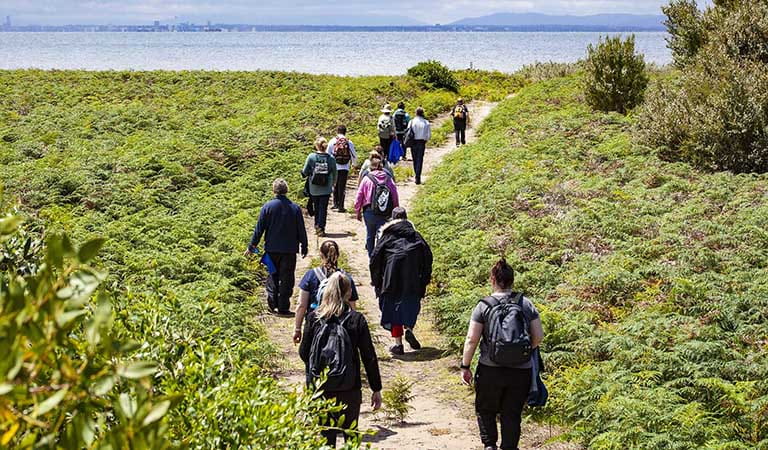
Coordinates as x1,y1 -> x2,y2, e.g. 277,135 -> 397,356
327,125 -> 358,213
404,107 -> 431,185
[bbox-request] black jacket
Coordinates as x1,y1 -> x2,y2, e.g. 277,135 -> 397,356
248,195 -> 308,255
299,309 -> 382,392
369,220 -> 433,298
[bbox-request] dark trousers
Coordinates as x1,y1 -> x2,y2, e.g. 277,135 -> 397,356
333,170 -> 349,210
363,208 -> 388,257
311,194 -> 330,231
265,252 -> 297,313
475,364 -> 532,450
411,140 -> 426,184
379,137 -> 392,154
455,125 -> 467,145
321,389 -> 362,446
396,133 -> 407,159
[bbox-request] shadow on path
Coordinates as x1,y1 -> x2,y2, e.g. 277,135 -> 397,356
392,347 -> 448,362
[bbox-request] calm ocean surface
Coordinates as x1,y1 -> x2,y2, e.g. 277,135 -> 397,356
0,31 -> 671,74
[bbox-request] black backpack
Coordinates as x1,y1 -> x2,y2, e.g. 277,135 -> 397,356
367,173 -> 395,217
394,110 -> 408,133
311,154 -> 330,186
481,293 -> 533,367
308,312 -> 356,392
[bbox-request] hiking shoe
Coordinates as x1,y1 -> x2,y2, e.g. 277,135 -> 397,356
405,329 -> 422,350
317,229 -> 326,237
276,310 -> 295,317
338,208 -> 347,213
389,344 -> 404,356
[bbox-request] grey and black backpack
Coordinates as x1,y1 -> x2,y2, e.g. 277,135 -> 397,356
481,293 -> 533,367
308,312 -> 356,392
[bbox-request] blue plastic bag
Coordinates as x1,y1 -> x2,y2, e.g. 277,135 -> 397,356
388,139 -> 403,164
260,253 -> 277,275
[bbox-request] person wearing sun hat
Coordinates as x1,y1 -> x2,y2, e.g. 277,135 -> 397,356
377,104 -> 396,154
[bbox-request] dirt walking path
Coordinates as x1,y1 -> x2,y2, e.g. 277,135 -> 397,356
263,101 -> 573,449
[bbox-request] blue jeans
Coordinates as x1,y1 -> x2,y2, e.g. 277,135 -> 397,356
363,208 -> 388,257
312,194 -> 330,230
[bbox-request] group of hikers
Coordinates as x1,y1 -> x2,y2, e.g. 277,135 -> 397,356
244,99 -> 544,450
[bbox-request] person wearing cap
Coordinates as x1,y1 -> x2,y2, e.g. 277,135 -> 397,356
393,102 -> 411,160
377,104 -> 397,156
369,207 -> 433,356
404,107 -> 431,185
451,98 -> 470,147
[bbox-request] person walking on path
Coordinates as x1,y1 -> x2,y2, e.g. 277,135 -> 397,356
293,240 -> 359,344
393,102 -> 411,160
370,207 -> 433,356
245,178 -> 309,315
354,155 -> 399,257
460,259 -> 545,450
451,98 -> 470,147
327,125 -> 357,213
302,136 -> 337,237
359,147 -> 395,182
299,272 -> 383,446
404,107 -> 431,185
377,104 -> 396,154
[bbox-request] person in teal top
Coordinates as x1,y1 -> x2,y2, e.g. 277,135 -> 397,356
302,136 -> 337,237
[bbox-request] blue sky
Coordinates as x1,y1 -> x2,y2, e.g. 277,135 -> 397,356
2,0 -> 699,25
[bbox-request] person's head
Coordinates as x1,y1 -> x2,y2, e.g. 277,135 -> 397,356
415,107 -> 425,117
314,136 -> 328,152
381,104 -> 392,115
490,258 -> 515,291
457,98 -> 464,105
337,125 -> 347,135
315,272 -> 352,320
320,240 -> 340,273
397,102 -> 405,110
369,155 -> 383,171
373,146 -> 384,157
272,178 -> 289,196
314,136 -> 328,153
391,207 -> 407,220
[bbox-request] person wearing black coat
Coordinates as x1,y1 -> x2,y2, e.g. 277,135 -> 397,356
369,207 -> 433,356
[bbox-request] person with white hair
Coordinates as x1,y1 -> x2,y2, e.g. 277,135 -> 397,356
245,178 -> 308,315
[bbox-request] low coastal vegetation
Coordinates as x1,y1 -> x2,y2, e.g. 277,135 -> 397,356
413,73 -> 768,448
0,68 -> 523,446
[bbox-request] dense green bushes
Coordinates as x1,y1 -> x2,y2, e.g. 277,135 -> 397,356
0,69 -> 521,444
408,60 -> 460,92
640,0 -> 768,173
584,35 -> 648,114
413,74 -> 768,448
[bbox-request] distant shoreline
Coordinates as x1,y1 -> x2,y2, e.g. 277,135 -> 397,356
0,25 -> 666,33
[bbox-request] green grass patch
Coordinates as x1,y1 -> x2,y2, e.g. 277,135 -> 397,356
412,74 -> 768,448
0,68 -> 522,444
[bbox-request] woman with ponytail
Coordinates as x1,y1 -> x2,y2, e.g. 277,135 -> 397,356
299,272 -> 382,446
294,240 -> 359,344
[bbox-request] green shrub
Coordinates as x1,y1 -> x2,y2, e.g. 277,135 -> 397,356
640,0 -> 768,173
407,60 -> 460,92
518,61 -> 583,82
663,0 -> 707,68
0,214 -> 175,448
584,35 -> 649,114
380,375 -> 414,423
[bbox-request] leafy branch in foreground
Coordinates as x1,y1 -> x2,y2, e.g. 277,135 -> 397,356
0,213 -> 176,448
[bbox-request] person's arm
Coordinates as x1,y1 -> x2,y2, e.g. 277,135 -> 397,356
369,238 -> 385,290
298,316 -> 315,363
389,179 -> 400,208
326,138 -> 335,155
296,206 -> 308,257
425,122 -> 432,142
329,158 -> 337,189
357,315 -> 383,410
421,239 -> 433,295
530,318 -> 544,349
354,180 -> 369,221
460,321 -> 484,385
246,205 -> 268,254
349,141 -> 358,167
301,154 -> 313,178
294,290 -> 311,344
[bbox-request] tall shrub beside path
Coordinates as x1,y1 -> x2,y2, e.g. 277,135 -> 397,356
584,35 -> 649,114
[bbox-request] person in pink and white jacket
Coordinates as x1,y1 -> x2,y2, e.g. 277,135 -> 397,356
354,153 -> 399,257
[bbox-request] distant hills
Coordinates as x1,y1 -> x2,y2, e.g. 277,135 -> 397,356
450,13 -> 666,30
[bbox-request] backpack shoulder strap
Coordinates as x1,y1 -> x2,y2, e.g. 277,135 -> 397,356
479,296 -> 499,309
314,267 -> 326,281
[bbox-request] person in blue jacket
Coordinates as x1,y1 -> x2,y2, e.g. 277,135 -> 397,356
245,178 -> 309,315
